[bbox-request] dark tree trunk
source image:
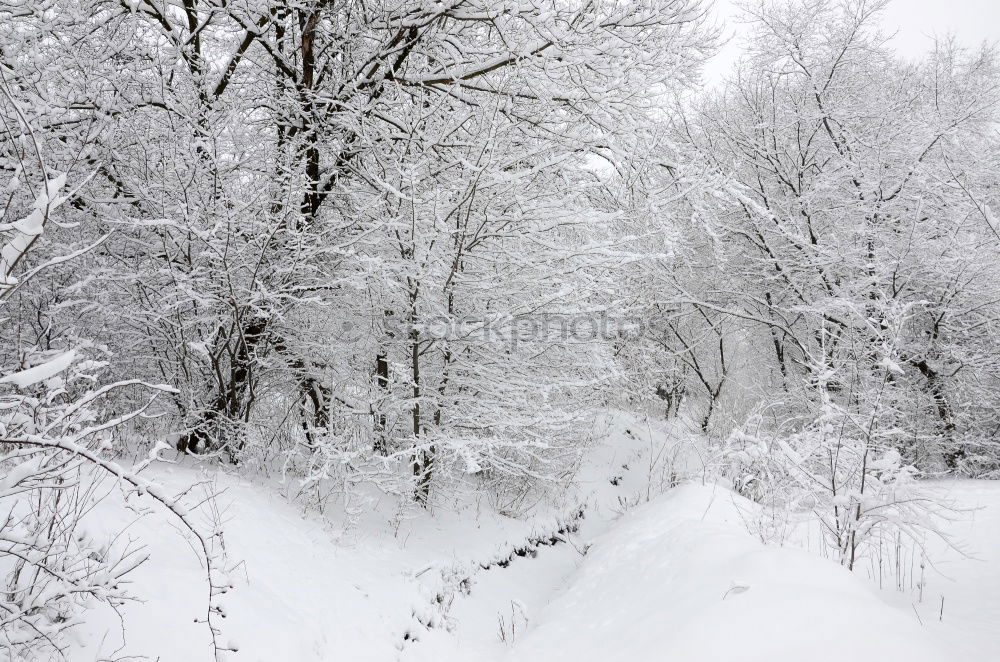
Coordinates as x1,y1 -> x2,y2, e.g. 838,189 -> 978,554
912,358 -> 961,468
373,351 -> 390,455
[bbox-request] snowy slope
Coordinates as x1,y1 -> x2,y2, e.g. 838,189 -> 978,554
504,484 -> 948,662
67,415 -> 1000,661
74,467 -> 413,661
71,456 -> 588,661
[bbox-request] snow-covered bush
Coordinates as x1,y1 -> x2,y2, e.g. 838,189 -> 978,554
0,348 -> 149,656
723,356 -> 950,572
0,75 -> 231,659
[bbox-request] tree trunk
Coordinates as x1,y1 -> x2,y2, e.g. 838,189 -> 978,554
373,351 -> 390,455
912,358 -> 960,467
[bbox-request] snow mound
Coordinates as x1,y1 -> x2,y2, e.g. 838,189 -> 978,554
505,484 -> 948,662
75,468 -> 415,662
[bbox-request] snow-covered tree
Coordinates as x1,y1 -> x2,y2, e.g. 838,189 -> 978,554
657,0 -> 1000,566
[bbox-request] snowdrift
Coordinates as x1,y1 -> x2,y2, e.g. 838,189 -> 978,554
505,484 -> 948,662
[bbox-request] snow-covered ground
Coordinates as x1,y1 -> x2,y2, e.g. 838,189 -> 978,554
877,480 -> 1000,660
500,484 -> 947,662
71,416 -> 999,661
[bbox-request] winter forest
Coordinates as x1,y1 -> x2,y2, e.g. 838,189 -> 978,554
1,0 -> 999,659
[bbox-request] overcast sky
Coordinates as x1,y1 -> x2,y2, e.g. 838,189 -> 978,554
705,0 -> 1000,81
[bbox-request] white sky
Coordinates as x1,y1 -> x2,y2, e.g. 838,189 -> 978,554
705,0 -> 1000,82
